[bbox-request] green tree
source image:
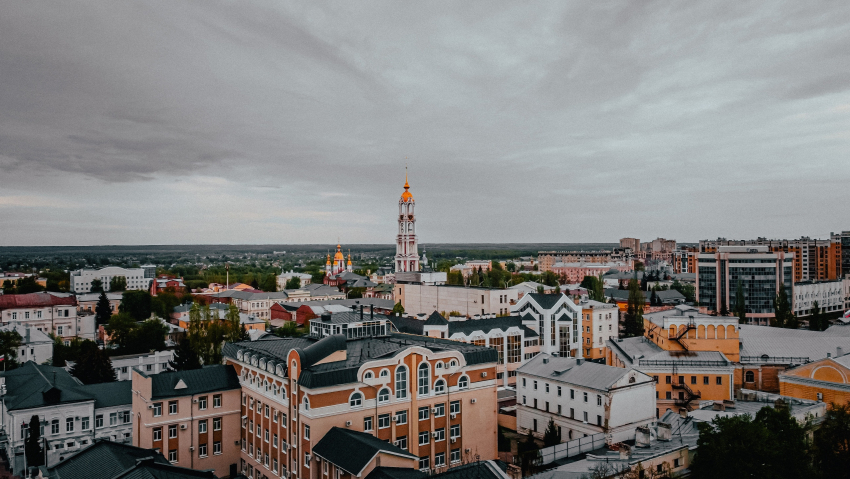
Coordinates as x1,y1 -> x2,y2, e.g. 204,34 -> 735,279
810,300 -> 827,332
25,414 -> 44,467
517,432 -> 541,476
543,418 -> 560,447
95,291 -> 113,326
813,403 -> 850,477
90,278 -> 103,293
772,284 -> 792,328
132,319 -> 170,352
14,276 -> 45,294
284,277 -> 301,290
185,303 -> 242,365
151,292 -> 181,320
260,273 -> 277,292
120,290 -> 153,321
0,329 -> 23,370
735,280 -> 747,324
634,261 -> 645,271
105,313 -> 137,350
505,262 -> 516,273
392,301 -> 405,315
168,337 -> 202,371
623,278 -> 645,338
719,296 -> 729,316
274,321 -> 300,338
541,271 -> 559,287
691,406 -> 811,479
70,341 -> 117,384
109,275 -> 127,292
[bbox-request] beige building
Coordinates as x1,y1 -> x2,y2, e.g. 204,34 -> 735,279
394,284 -> 519,317
131,365 -> 243,478
0,292 -> 96,342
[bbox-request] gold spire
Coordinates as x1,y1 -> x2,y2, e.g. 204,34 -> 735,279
347,250 -> 352,265
401,167 -> 413,202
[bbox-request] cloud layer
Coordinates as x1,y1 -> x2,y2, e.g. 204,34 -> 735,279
1,1 -> 849,245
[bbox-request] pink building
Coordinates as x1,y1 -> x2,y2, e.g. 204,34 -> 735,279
131,365 -> 243,478
550,262 -> 633,283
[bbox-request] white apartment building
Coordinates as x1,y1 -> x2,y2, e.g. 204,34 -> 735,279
0,324 -> 54,365
579,300 -> 619,360
66,350 -> 175,381
71,266 -> 153,293
395,284 -> 520,317
794,279 -> 847,317
511,293 -> 582,357
0,363 -> 133,472
0,292 -> 96,342
516,354 -> 656,444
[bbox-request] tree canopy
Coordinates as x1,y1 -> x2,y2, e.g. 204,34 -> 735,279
0,329 -> 23,370
284,276 -> 301,290
109,275 -> 127,292
25,414 -> 44,467
169,336 -> 202,371
119,290 -> 153,321
69,341 -> 117,384
95,291 -> 113,326
186,303 -> 243,364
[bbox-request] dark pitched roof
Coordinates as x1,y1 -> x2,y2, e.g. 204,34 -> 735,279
521,325 -> 538,338
1,362 -> 93,411
525,293 -> 564,310
48,439 -> 168,479
312,427 -> 417,475
388,316 -> 424,335
424,311 -> 449,326
447,315 -> 524,336
429,461 -> 508,479
81,381 -> 132,408
365,468 -> 427,479
149,364 -> 240,400
315,311 -> 392,324
297,335 -> 347,368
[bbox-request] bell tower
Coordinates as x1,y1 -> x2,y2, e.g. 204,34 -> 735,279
395,170 -> 419,273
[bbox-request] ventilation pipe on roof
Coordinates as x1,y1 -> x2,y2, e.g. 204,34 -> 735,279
360,305 -> 364,320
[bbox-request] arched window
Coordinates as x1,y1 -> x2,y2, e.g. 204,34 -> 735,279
449,360 -> 458,368
364,371 -> 374,380
395,366 -> 408,399
378,388 -> 390,404
418,363 -> 430,395
380,369 -> 389,377
457,375 -> 469,390
434,379 -> 446,394
350,392 -> 363,407
745,371 -> 755,382
436,362 -> 444,370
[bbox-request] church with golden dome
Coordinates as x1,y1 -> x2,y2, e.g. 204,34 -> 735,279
395,171 -> 420,273
325,244 -> 353,276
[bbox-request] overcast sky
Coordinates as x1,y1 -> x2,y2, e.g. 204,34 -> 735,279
1,2 -> 849,246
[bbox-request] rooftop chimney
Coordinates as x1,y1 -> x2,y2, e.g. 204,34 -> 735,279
657,422 -> 672,441
838,347 -> 844,357
360,305 -> 364,320
635,427 -> 651,448
575,358 -> 584,366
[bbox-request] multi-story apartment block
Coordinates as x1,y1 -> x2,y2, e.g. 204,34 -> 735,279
390,311 -> 541,386
131,365 -> 243,478
0,362 -> 133,472
394,284 -> 519,317
511,293 -> 582,358
793,279 -> 846,318
538,251 -> 626,273
579,300 -> 619,360
696,245 -> 794,324
833,231 -> 850,278
0,324 -> 54,365
0,292 -> 95,342
620,238 -> 640,252
222,321 -> 500,479
700,237 -> 840,282
516,354 -> 656,444
71,266 -> 154,293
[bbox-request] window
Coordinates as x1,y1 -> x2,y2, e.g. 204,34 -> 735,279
545,383 -> 550,393
691,376 -> 697,385
153,402 -> 162,417
435,452 -> 446,467
95,415 -> 103,429
745,371 -> 755,382
419,431 -> 430,445
716,376 -> 722,385
365,371 -> 374,380
396,366 -> 408,399
81,417 -> 90,431
265,429 -> 270,442
450,400 -> 460,415
557,386 -> 562,397
522,378 -> 526,388
419,456 -> 430,471
703,376 -> 709,385
569,408 -> 574,419
532,419 -> 537,431
545,401 -> 549,412
64,417 -> 74,433
169,425 -> 177,439
305,452 -> 310,467
199,443 -> 208,457
533,398 -> 537,409
434,379 -> 446,394
199,420 -> 208,434
169,401 -> 178,415
273,434 -> 278,447
597,395 -> 602,406
418,363 -> 430,395
198,396 -> 208,410
583,392 -> 588,403
213,394 -> 222,408
450,424 -> 460,438
434,428 -> 445,442
109,413 -> 117,426
122,411 -> 131,424
570,389 -> 575,399
434,403 -> 445,417
451,448 -> 461,464
378,414 -> 391,429
350,392 -> 363,407
583,411 -> 588,422
169,449 -> 177,463
522,396 -> 526,405
666,376 -> 672,384
212,417 -> 221,431
364,416 -> 373,431
153,427 -> 162,441
304,424 -> 310,440
378,388 -> 390,404
146,364 -> 152,371
214,441 -> 222,455
457,376 -> 469,389
597,415 -> 602,426
419,407 -> 430,421
533,380 -> 538,390
396,436 -> 407,450
396,410 -> 408,424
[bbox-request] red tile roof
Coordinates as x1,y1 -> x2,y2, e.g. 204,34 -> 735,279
0,292 -> 77,310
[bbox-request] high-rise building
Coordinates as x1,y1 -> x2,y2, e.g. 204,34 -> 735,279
395,172 -> 419,273
700,237 -> 840,282
696,245 -> 794,324
831,231 -> 850,278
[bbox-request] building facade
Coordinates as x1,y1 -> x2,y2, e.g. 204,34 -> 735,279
700,237 -> 840,282
696,245 -> 794,324
0,292 -> 95,342
511,293 -> 582,358
794,279 -> 846,317
71,266 -> 153,293
579,300 -> 619,360
516,354 -> 656,444
223,326 -> 500,479
394,284 -> 519,317
1,324 -> 54,365
131,365 -> 243,478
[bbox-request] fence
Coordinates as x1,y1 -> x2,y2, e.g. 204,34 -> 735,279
536,433 -> 606,465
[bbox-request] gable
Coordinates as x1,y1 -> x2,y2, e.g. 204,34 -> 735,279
783,358 -> 850,384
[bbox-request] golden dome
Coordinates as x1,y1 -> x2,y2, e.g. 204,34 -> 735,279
400,171 -> 414,202
333,244 -> 345,261
347,253 -> 352,265
326,253 -> 331,265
